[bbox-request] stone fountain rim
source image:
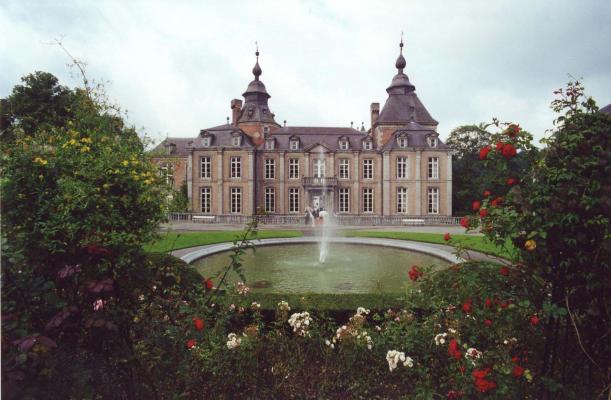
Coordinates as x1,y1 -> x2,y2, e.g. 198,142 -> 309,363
175,237 -> 463,265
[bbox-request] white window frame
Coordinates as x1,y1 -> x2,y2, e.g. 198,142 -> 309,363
339,140 -> 349,150
232,136 -> 241,147
290,140 -> 299,150
288,188 -> 300,213
231,187 -> 242,214
265,159 -> 275,179
362,188 -> 373,213
202,137 -> 211,147
397,137 -> 408,148
200,187 -> 211,213
230,156 -> 241,179
289,158 -> 299,179
363,159 -> 373,179
397,187 -> 408,214
314,158 -> 325,178
428,187 -> 439,214
339,159 -> 350,179
428,157 -> 439,179
428,137 -> 438,147
339,188 -> 350,213
159,164 -> 174,185
265,139 -> 274,150
397,156 -> 408,179
363,140 -> 373,150
265,187 -> 275,213
200,156 -> 211,179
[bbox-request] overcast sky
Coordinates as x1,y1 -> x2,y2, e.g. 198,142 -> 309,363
2,0 -> 610,146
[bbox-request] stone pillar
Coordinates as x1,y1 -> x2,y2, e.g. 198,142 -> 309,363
248,151 -> 254,215
304,153 -> 310,177
279,152 -> 285,214
187,150 -> 193,209
329,152 -> 335,177
416,150 -> 422,215
382,151 -> 390,215
446,151 -> 453,216
352,152 -> 359,213
217,150 -> 224,214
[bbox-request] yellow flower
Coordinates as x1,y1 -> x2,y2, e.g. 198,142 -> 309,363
80,137 -> 92,144
122,160 -> 129,167
525,239 -> 537,251
33,157 -> 48,165
80,145 -> 90,152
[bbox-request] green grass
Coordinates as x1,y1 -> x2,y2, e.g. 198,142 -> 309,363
342,230 -> 516,259
144,230 -> 303,253
225,292 -> 406,312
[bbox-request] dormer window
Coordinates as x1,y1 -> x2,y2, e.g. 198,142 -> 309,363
248,107 -> 254,117
265,138 -> 275,150
166,143 -> 176,155
263,126 -> 270,137
232,134 -> 242,147
290,138 -> 300,150
397,136 -> 408,148
339,138 -> 349,150
427,136 -> 438,148
202,137 -> 211,147
363,139 -> 373,150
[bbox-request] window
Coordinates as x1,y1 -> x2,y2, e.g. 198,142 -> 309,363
289,188 -> 300,213
200,156 -> 211,179
339,140 -> 349,150
202,137 -> 211,147
362,188 -> 373,213
231,187 -> 242,213
263,126 -> 270,136
397,137 -> 408,148
200,187 -> 211,213
339,159 -> 350,179
363,159 -> 373,179
428,187 -> 439,214
265,187 -> 275,213
363,140 -> 373,150
290,139 -> 299,150
339,188 -> 350,213
427,136 -> 438,147
314,158 -> 325,178
231,157 -> 241,178
289,158 -> 299,179
232,136 -> 241,146
159,164 -> 174,185
397,187 -> 408,214
428,157 -> 439,179
265,139 -> 274,150
397,156 -> 408,179
265,159 -> 275,179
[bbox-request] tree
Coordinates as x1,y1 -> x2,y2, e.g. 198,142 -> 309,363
446,123 -> 536,214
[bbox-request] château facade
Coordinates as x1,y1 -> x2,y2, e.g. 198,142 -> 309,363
153,41 -> 453,218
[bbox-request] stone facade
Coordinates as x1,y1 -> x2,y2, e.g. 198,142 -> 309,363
152,42 -> 452,217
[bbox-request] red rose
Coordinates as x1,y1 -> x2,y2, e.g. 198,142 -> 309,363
462,298 -> 472,313
479,208 -> 488,218
500,300 -> 511,309
484,319 -> 493,327
530,315 -> 540,326
408,265 -> 423,282
506,177 -> 519,186
502,143 -> 517,159
479,146 -> 492,160
205,278 -> 214,290
472,201 -> 481,211
448,339 -> 462,360
507,124 -> 520,138
444,232 -> 451,241
512,365 -> 525,377
483,190 -> 491,198
500,267 -> 509,276
472,368 -> 491,380
495,142 -> 504,152
474,378 -> 497,393
490,197 -> 503,207
186,339 -> 197,349
447,390 -> 462,399
460,217 -> 470,229
511,356 -> 520,363
193,318 -> 205,331
484,298 -> 492,308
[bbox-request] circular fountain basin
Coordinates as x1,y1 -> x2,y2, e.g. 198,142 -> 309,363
183,237 -> 459,294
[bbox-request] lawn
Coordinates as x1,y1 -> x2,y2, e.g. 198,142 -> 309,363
342,230 -> 517,259
145,230 -> 303,253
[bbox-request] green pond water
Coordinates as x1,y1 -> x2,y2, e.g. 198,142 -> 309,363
191,243 -> 449,294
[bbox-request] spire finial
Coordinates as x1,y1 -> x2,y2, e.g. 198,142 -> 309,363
395,33 -> 406,73
252,41 -> 262,81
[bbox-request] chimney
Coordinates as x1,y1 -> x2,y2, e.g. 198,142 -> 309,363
370,102 -> 380,128
230,99 -> 243,126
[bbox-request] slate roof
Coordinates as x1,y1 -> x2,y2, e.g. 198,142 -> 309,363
378,90 -> 438,126
151,137 -> 193,156
381,121 -> 449,150
265,126 -> 370,151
